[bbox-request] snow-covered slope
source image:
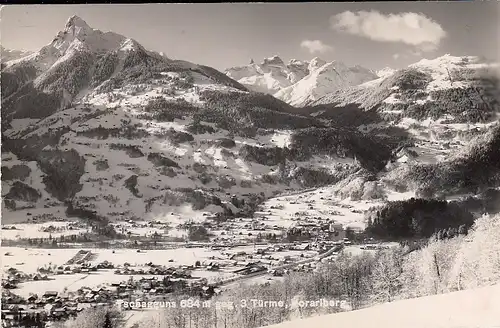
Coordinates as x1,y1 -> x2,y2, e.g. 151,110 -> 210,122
376,67 -> 396,78
226,56 -> 377,106
266,283 -> 500,328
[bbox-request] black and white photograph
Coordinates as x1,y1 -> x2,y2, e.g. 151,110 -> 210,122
1,2 -> 499,328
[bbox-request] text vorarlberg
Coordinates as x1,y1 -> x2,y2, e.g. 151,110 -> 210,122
116,298 -> 346,309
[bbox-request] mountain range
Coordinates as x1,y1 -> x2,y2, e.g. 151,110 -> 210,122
1,15 -> 499,229
0,45 -> 33,64
225,56 -> 379,106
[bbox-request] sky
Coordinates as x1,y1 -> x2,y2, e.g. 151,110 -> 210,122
1,3 -> 499,71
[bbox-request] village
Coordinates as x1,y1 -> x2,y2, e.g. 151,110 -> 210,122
1,184 -> 397,328
1,209 -> 375,328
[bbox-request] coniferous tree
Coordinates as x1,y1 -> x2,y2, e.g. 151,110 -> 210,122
458,224 -> 468,235
103,311 -> 113,328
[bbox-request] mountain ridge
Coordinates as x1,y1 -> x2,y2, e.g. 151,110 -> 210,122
225,56 -> 378,105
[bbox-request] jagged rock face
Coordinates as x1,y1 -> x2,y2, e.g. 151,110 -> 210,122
262,55 -> 285,66
1,16 -> 397,224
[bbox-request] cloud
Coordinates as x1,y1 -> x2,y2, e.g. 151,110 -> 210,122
393,53 -> 400,60
300,39 -> 334,54
330,11 -> 446,52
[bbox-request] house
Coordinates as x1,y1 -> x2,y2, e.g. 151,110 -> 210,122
43,291 -> 58,299
207,264 -> 219,271
256,248 -> 266,255
27,295 -> 38,303
329,222 -> 346,241
233,264 -> 266,275
44,304 -> 55,313
294,244 -> 310,251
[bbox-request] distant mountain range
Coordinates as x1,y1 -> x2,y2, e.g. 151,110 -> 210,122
225,56 -> 379,106
0,45 -> 33,63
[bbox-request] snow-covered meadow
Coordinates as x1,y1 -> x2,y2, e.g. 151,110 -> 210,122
267,283 -> 500,328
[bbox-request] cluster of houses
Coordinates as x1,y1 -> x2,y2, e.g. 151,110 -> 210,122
26,214 -> 66,224
2,268 -> 49,290
2,289 -> 87,327
38,222 -> 87,234
112,220 -> 171,238
1,272 -> 223,327
115,263 -> 192,277
208,213 -> 349,246
36,261 -> 112,276
285,219 -> 347,242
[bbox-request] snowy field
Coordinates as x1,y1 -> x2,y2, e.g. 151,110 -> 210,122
2,247 -> 77,273
2,246 -> 248,297
1,221 -> 88,240
2,247 -> 224,274
267,283 -> 500,328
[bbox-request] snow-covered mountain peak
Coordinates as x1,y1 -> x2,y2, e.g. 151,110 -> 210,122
225,56 -> 303,94
4,16 -> 140,72
225,55 -> 377,106
319,60 -> 349,73
274,58 -> 378,106
308,57 -> 327,71
376,67 -> 396,78
119,38 -> 143,52
51,15 -> 126,54
288,59 -> 306,66
65,15 -> 91,30
262,55 -> 285,66
409,54 -> 483,71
